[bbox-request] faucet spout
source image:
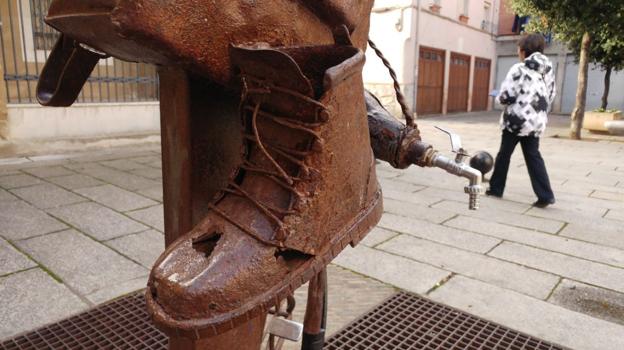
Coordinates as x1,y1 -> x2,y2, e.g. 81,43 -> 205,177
428,153 -> 483,210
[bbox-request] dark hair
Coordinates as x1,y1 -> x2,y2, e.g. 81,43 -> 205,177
518,34 -> 545,57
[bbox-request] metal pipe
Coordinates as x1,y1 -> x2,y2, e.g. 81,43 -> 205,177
429,153 -> 483,210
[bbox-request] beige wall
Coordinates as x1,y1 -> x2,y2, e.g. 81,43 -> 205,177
365,0 -> 499,115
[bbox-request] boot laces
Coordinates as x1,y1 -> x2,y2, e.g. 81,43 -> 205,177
209,75 -> 328,248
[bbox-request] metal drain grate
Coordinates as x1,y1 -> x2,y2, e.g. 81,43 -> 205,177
0,292 -> 167,350
325,292 -> 568,350
2,291 -> 568,349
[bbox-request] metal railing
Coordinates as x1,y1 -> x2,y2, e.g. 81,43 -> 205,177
0,0 -> 159,104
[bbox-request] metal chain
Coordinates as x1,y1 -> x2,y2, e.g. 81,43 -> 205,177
367,39 -> 416,128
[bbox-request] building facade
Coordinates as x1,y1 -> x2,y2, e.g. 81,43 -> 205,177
365,0 -> 501,117
494,0 -> 624,114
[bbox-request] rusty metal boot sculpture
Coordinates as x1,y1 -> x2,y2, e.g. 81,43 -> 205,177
146,33 -> 382,340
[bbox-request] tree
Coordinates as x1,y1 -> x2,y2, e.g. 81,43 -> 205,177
567,18 -> 624,110
510,0 -> 624,139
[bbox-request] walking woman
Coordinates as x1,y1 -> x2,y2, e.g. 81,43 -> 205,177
487,34 -> 556,208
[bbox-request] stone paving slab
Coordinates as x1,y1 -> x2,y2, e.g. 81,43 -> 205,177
382,198 -> 457,224
127,205 -> 164,232
106,230 -> 165,268
128,155 -> 162,164
17,229 -> 148,298
0,269 -> 89,340
334,245 -> 450,294
85,276 -> 148,305
0,239 -> 35,276
0,188 -> 17,202
490,242 -> 624,294
10,183 -> 86,209
429,275 -> 624,350
446,216 -> 624,268
79,164 -> 160,191
0,169 -> 22,177
592,190 -> 624,202
47,173 -> 105,190
100,159 -> 149,171
559,220 -> 624,250
432,199 -> 565,233
0,174 -> 41,189
136,185 -> 164,202
605,209 -> 624,222
550,279 -> 624,326
0,201 -> 67,240
21,166 -> 75,178
378,213 -> 501,254
360,227 -> 399,247
525,203 -> 608,225
379,234 -> 558,299
75,184 -> 157,212
48,202 -> 148,241
129,167 -> 163,180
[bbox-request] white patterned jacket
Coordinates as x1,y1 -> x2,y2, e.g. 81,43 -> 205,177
496,52 -> 557,137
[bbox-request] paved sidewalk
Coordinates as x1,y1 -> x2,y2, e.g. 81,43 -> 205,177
1,112 -> 623,349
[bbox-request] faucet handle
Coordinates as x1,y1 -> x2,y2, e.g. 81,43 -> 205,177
435,126 -> 463,154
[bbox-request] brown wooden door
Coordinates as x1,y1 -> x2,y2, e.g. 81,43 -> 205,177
417,47 -> 445,115
447,53 -> 470,113
472,58 -> 491,111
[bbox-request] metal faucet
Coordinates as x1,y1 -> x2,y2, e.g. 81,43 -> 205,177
425,127 -> 484,210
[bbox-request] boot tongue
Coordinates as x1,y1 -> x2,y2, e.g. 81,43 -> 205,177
230,45 -> 315,98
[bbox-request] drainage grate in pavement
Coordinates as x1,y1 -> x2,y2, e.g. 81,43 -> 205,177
325,292 -> 568,350
1,291 -> 567,350
0,292 -> 166,350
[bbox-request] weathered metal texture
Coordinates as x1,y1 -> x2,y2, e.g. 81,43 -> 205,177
146,38 -> 383,340
37,2 -> 409,349
302,269 -> 328,350
44,0 -> 374,87
168,315 -> 266,350
366,91 -> 431,169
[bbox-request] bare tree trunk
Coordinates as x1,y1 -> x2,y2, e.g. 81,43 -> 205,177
570,32 -> 591,140
601,66 -> 612,110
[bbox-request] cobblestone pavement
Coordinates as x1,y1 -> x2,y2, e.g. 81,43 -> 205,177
1,112 -> 624,349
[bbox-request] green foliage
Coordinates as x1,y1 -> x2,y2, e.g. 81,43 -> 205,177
509,0 -> 624,71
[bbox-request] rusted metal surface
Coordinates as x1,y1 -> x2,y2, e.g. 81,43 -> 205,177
302,269 -> 328,350
43,0 -> 374,87
146,35 -> 383,340
1,291 -> 570,350
158,67 -> 193,247
325,292 -> 570,350
34,1 -> 485,349
366,91 -> 431,169
0,292 -> 167,350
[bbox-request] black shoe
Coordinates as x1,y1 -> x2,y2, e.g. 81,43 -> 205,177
485,190 -> 502,198
533,199 -> 555,208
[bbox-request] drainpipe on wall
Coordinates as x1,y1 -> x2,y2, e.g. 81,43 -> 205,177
412,0 -> 421,118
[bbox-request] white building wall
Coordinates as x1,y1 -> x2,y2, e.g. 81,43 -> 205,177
365,0 -> 500,116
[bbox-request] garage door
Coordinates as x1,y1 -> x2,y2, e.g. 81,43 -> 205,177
472,58 -> 491,111
417,47 -> 445,115
447,52 -> 470,113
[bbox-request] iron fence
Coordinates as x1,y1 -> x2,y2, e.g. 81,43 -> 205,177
0,0 -> 159,104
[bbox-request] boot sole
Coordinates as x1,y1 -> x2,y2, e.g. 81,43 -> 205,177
145,188 -> 383,340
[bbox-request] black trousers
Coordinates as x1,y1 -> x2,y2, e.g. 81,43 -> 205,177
489,130 -> 555,201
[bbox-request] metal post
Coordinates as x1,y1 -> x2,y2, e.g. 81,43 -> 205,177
158,66 -> 268,350
301,269 -> 328,350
